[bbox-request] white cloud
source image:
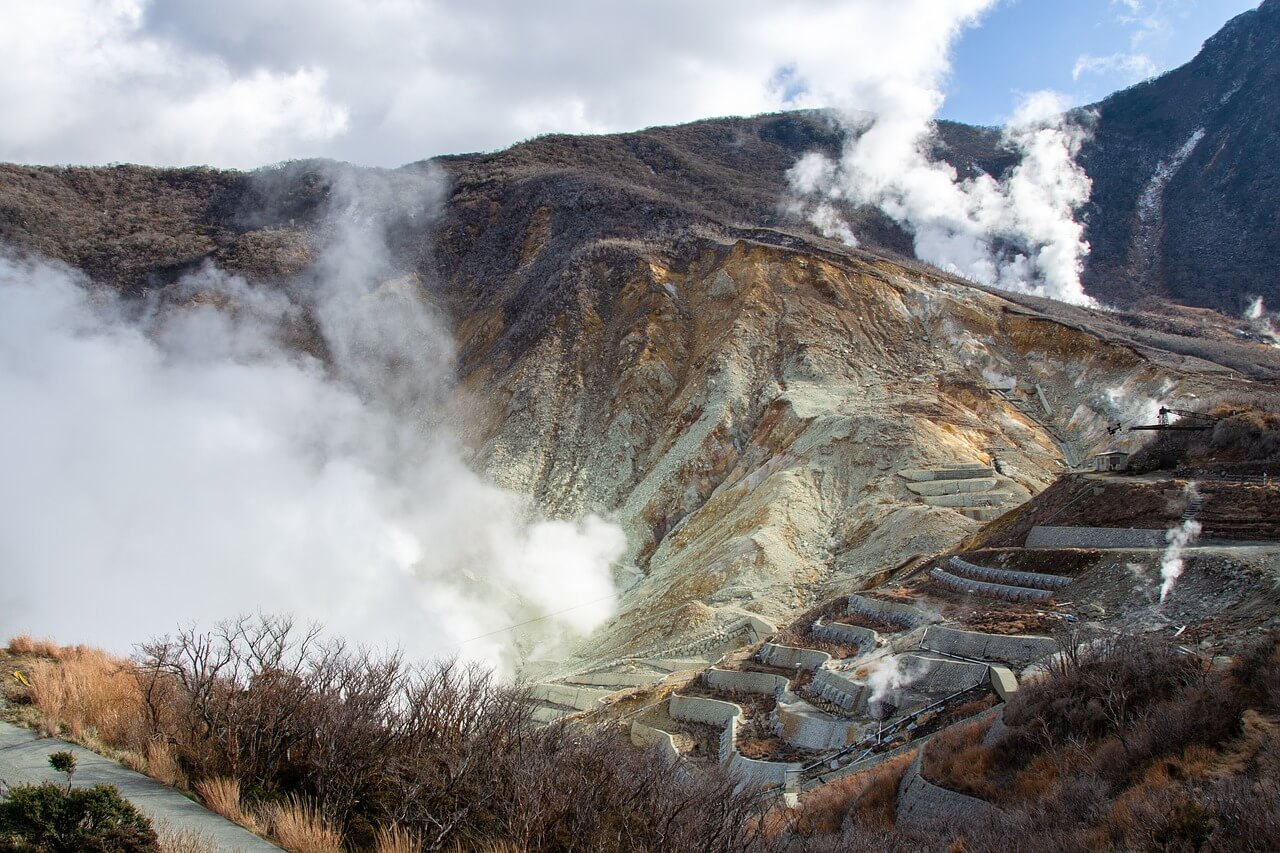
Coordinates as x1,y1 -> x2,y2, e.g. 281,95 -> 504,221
1072,51 -> 1158,81
0,0 -> 1017,168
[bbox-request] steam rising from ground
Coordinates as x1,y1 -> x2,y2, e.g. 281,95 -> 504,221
1160,483 -> 1202,603
0,167 -> 624,671
786,4 -> 1096,306
862,654 -> 922,718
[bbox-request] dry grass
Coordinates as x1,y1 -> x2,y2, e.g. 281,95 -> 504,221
156,820 -> 220,853
268,795 -> 344,853
375,824 -> 422,853
23,645 -> 147,748
788,751 -> 915,836
195,777 -> 258,833
147,737 -> 186,787
7,634 -> 63,659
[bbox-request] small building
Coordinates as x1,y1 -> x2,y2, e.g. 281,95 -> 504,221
1093,450 -> 1130,472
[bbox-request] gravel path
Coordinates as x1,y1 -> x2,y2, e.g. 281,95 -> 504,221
0,721 -> 278,851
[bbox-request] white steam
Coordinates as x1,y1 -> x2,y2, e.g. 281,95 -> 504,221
1242,296 -> 1280,346
787,24 -> 1097,306
1159,483 -> 1202,603
862,654 -> 920,718
0,167 -> 624,671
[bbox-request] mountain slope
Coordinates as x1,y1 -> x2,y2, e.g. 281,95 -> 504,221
1078,0 -> 1280,313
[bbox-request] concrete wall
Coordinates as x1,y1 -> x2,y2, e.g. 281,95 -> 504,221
759,642 -> 832,672
908,656 -> 989,695
776,694 -> 865,750
930,567 -> 1055,602
1025,525 -> 1166,549
669,694 -> 740,726
529,683 -> 612,711
896,749 -> 1004,836
921,625 -> 1057,668
847,594 -> 934,629
566,671 -> 660,689
811,621 -> 878,650
810,668 -> 870,713
730,752 -> 800,789
949,556 -> 1072,590
899,464 -> 991,482
906,477 -> 998,496
705,668 -> 790,696
630,721 -> 681,762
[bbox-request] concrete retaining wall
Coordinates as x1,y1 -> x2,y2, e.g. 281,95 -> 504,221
812,621 -> 878,649
810,668 -> 870,713
949,556 -> 1072,590
669,694 -> 740,726
921,625 -> 1057,668
529,683 -> 612,711
705,668 -> 790,696
847,594 -> 934,629
906,477 -> 998,496
630,721 -> 680,762
566,671 -> 659,688
896,750 -> 1004,836
776,694 -> 864,749
759,642 -> 832,672
1025,525 -> 1166,549
929,568 -> 1055,602
899,465 -> 991,482
730,752 -> 799,789
908,656 -> 989,695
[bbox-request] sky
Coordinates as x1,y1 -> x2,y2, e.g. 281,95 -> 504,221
0,0 -> 1260,168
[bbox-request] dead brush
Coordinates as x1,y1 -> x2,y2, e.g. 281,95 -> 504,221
194,777 -> 259,833
6,634 -> 62,659
24,645 -> 147,749
374,824 -> 421,853
267,795 -> 344,853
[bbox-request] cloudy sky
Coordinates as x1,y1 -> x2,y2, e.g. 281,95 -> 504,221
0,0 -> 1257,169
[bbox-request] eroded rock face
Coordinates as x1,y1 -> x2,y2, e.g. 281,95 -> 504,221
443,223 -> 1234,671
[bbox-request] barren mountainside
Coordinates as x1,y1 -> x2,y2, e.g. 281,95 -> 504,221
1,4 -> 1279,671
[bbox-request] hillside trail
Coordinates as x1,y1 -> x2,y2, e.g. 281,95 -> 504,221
0,719 -> 278,851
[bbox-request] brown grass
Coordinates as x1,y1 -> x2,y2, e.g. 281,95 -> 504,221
268,795 -> 344,853
146,737 -> 186,787
6,634 -> 62,659
156,820 -> 220,853
24,645 -> 147,748
375,824 -> 422,853
195,777 -> 258,832
790,751 -> 915,836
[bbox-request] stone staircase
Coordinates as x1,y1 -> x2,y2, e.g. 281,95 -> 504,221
898,462 -> 1017,522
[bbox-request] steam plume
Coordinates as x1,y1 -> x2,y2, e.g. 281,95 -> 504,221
1159,482 -> 1202,603
0,166 -> 624,672
788,56 -> 1096,305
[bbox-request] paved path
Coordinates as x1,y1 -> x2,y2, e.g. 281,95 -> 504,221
0,722 -> 278,851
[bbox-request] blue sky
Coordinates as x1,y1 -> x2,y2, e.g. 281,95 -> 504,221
944,0 -> 1259,125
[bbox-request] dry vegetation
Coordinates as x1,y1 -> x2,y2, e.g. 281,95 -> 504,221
7,622 -> 1278,852
3,618 -> 771,852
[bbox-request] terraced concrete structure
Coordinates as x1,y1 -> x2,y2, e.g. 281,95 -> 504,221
929,555 -> 1074,603
899,463 -> 1028,522
921,625 -> 1058,668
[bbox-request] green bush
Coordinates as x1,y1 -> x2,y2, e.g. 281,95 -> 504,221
0,781 -> 158,852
